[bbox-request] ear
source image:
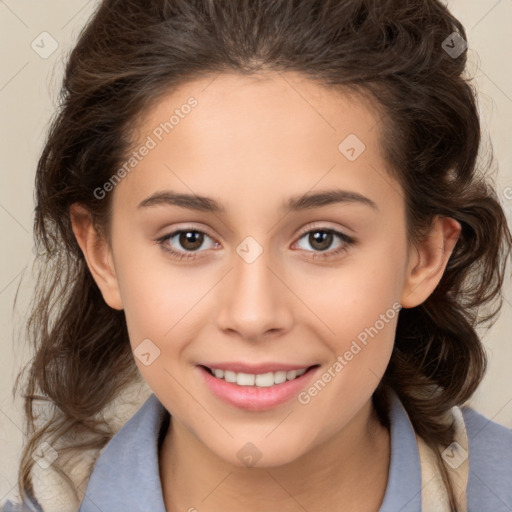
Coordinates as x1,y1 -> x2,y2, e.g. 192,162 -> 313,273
400,216 -> 461,308
70,203 -> 123,310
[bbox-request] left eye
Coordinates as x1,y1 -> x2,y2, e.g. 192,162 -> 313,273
156,227 -> 354,260
295,228 -> 353,253
158,230 -> 217,254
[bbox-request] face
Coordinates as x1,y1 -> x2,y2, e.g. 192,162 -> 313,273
76,72 -> 449,469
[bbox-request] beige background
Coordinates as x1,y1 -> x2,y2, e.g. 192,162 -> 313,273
1,0 -> 511,504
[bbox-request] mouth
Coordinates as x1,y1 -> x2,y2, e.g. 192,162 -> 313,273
197,363 -> 321,411
200,364 -> 319,388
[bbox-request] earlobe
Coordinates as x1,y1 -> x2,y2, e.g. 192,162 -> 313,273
400,216 -> 461,309
70,203 -> 124,310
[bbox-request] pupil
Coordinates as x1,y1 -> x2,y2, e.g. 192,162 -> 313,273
180,231 -> 203,250
177,231 -> 332,252
311,231 -> 331,251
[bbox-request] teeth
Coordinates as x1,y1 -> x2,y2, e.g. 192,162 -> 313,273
209,367 -> 308,387
213,369 -> 225,379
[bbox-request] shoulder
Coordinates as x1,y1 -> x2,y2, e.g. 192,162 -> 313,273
95,392 -> 165,466
462,404 -> 512,467
0,502 -> 17,512
78,392 -> 168,511
461,404 -> 512,510
0,499 -> 43,512
3,386 -> 154,512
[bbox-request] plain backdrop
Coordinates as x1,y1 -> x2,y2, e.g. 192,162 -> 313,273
1,0 -> 511,504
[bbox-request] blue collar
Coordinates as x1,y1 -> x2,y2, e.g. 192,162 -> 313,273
79,391 -> 422,511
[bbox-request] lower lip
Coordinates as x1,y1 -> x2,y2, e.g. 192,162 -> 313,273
197,365 -> 320,411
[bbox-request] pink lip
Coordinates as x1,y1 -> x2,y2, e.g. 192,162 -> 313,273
196,364 -> 320,411
199,361 -> 315,373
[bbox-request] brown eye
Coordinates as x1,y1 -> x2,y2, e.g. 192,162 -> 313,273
307,231 -> 334,251
178,231 -> 205,251
294,227 -> 355,260
156,228 -> 218,260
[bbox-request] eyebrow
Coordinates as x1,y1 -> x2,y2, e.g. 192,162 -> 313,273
137,189 -> 378,213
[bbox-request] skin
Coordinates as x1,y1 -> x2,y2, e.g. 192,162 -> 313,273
71,71 -> 461,511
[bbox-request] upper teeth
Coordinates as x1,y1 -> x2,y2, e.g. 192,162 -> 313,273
211,368 -> 308,387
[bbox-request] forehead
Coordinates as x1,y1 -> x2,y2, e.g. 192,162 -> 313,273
113,71 -> 401,216
135,71 -> 383,156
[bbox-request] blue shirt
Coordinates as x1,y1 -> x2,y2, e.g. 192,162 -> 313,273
3,392 -> 512,511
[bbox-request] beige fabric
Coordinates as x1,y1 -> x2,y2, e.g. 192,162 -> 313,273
20,389 -> 469,512
417,406 -> 469,512
31,380 -> 152,512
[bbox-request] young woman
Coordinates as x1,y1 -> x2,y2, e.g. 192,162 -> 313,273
3,1 -> 512,511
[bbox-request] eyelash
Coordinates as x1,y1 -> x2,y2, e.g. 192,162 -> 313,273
155,224 -> 356,262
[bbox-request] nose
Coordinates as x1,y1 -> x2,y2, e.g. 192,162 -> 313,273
216,241 -> 293,343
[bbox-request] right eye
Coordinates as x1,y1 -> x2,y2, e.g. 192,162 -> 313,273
156,228 -> 219,260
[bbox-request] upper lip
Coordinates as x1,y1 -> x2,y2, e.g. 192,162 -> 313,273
199,362 -> 318,374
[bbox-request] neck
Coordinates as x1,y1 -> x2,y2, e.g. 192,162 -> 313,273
159,398 -> 390,512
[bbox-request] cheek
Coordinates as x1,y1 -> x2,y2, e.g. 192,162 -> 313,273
294,237 -> 406,406
295,263 -> 401,437
298,241 -> 405,345
114,244 -> 217,349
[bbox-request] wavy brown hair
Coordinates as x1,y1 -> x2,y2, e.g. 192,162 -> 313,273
13,0 -> 511,510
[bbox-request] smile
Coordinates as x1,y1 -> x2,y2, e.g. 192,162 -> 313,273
197,364 -> 320,411
205,366 -> 309,387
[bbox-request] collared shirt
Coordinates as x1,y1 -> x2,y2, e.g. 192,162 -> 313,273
3,391 -> 512,511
